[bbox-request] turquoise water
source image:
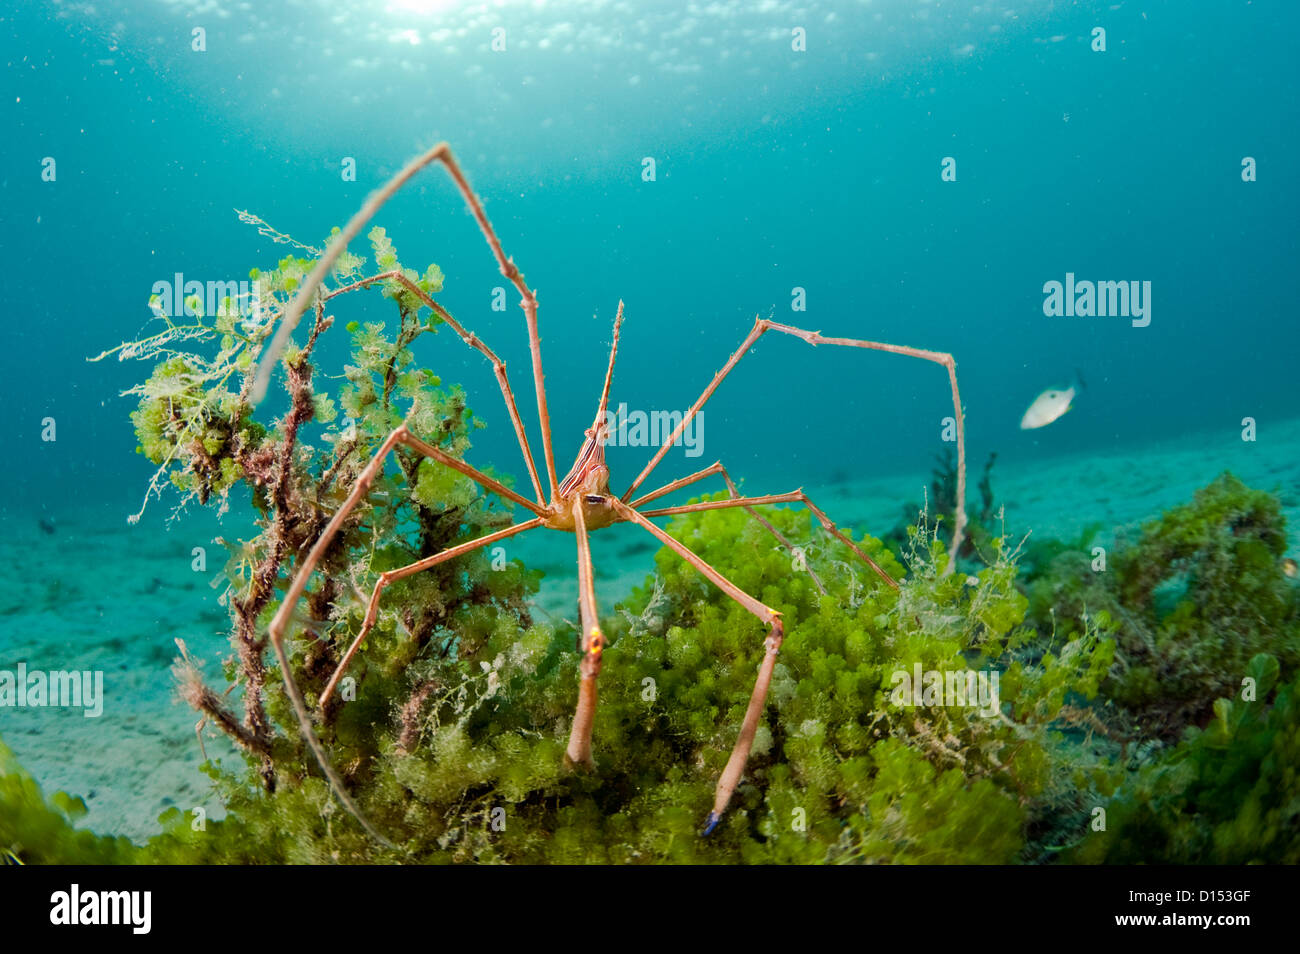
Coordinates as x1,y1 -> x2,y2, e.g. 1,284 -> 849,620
1,0 -> 1298,837
6,0 -> 1298,503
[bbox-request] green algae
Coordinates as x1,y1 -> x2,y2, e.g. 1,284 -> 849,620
1023,471 -> 1300,740
0,738 -> 136,866
1071,653 -> 1300,864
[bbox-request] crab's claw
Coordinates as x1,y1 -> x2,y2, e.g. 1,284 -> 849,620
701,812 -> 722,837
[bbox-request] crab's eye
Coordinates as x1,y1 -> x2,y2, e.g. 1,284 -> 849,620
584,494 -> 606,505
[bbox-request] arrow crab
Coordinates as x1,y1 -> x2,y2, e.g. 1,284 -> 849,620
256,143 -> 968,844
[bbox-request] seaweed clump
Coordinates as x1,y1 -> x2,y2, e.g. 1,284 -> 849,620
12,269 -> 1121,862
0,738 -> 136,865
1023,471 -> 1300,739
81,220 -> 542,858
887,447 -> 1000,565
1014,471 -> 1300,864
1074,653 -> 1300,864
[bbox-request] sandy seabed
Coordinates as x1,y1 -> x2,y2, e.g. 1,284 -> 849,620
2,417 -> 1297,842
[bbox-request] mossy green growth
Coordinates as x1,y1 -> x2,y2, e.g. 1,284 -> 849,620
1024,472 -> 1300,737
1075,653 -> 1300,864
0,737 -> 136,865
130,354 -> 263,505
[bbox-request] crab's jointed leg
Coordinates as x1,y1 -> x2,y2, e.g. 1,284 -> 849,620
565,498 -> 605,769
325,269 -> 546,504
320,516 -> 545,709
268,422 -> 548,844
621,317 -> 968,568
641,489 -> 898,590
631,462 -> 844,595
253,141 -> 561,500
610,497 -> 784,834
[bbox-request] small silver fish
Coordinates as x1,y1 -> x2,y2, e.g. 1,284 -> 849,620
1020,386 -> 1075,429
1021,371 -> 1085,430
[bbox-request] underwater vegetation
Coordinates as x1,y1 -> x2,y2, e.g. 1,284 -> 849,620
4,224 -> 1297,865
887,446 -> 999,563
3,514 -> 1111,864
0,739 -> 136,865
1072,653 -> 1300,864
1022,472 -> 1300,741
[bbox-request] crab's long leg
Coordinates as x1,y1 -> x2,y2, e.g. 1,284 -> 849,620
434,148 -> 560,499
564,500 -> 605,769
253,142 -> 561,500
592,302 -> 623,430
630,462 -> 828,593
325,269 -> 545,504
625,461 -> 727,510
268,422 -> 549,844
641,489 -> 898,589
619,317 -> 968,569
609,498 -> 784,834
320,516 -> 545,709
